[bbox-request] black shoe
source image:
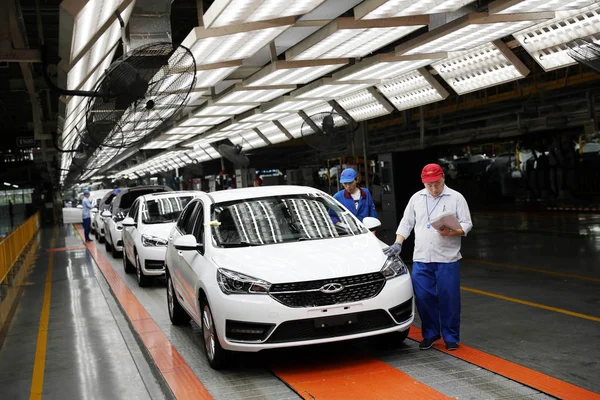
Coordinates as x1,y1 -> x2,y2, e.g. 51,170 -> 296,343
86,239 -> 93,242
446,342 -> 459,351
419,336 -> 440,350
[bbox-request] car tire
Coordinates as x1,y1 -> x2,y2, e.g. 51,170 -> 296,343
105,236 -> 112,252
112,243 -> 121,258
201,297 -> 229,370
136,253 -> 151,287
167,272 -> 190,326
97,230 -> 104,243
123,251 -> 136,274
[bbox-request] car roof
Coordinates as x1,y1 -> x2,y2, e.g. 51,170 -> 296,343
139,191 -> 204,201
114,185 -> 172,196
208,185 -> 323,203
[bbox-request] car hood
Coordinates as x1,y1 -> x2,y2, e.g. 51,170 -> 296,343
140,222 -> 176,240
211,233 -> 389,283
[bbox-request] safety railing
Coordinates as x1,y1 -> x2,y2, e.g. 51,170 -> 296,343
0,212 -> 40,284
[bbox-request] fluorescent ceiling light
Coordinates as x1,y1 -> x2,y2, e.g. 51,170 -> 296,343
244,59 -> 349,86
215,84 -> 296,104
513,4 -> 600,71
203,0 -> 326,28
194,103 -> 258,116
256,122 -> 290,144
376,68 -> 449,111
291,78 -> 372,99
182,116 -> 231,126
489,0 -> 597,14
333,53 -> 444,82
431,40 -> 529,95
276,114 -> 307,138
337,89 -> 393,121
286,16 -> 429,60
141,142 -> 178,150
181,17 -> 294,65
237,109 -> 292,122
195,60 -> 243,87
395,12 -> 554,55
226,130 -> 268,149
356,0 -> 477,19
261,97 -> 324,113
165,126 -> 211,135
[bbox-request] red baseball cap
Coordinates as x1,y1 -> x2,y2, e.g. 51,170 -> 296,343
421,163 -> 444,183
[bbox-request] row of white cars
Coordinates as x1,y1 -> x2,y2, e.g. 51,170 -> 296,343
94,185 -> 415,369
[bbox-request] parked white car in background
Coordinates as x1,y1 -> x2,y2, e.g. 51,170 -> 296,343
94,189 -> 123,243
122,191 -> 203,287
165,186 -> 414,369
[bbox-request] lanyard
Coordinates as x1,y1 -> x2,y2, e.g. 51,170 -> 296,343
425,195 -> 442,228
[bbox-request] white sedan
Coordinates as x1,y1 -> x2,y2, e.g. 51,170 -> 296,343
122,192 -> 203,287
165,186 -> 414,369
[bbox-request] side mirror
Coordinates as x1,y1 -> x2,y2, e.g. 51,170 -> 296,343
122,217 -> 136,227
91,207 -> 98,213
76,205 -> 83,209
173,234 -> 202,251
363,217 -> 382,231
101,210 -> 112,218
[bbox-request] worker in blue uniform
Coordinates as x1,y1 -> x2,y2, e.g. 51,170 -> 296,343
332,168 -> 377,222
384,164 -> 472,351
81,189 -> 94,242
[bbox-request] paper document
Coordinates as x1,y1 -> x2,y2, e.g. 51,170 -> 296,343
430,211 -> 462,231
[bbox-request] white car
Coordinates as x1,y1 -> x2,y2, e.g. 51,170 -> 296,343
165,186 -> 414,369
89,189 -> 114,234
94,189 -> 123,242
122,191 -> 203,287
103,186 -> 172,257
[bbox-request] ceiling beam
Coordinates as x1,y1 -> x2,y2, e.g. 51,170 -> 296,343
0,48 -> 41,62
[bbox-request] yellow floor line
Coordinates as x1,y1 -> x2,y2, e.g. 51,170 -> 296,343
461,286 -> 600,323
463,259 -> 600,283
29,228 -> 56,400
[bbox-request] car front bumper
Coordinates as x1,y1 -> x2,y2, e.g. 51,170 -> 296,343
208,274 -> 414,352
138,246 -> 166,276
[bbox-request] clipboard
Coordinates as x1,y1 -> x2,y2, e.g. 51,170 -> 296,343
430,211 -> 462,231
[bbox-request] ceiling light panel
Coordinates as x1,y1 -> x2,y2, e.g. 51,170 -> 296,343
431,41 -> 529,94
489,0 -> 597,14
165,126 -> 211,135
513,5 -> 600,71
203,0 -> 326,28
256,122 -> 290,144
227,130 -> 266,149
337,89 -> 392,121
261,97 -> 324,113
286,16 -> 429,60
291,78 -> 372,99
195,61 -> 242,87
395,12 -> 554,55
244,59 -> 349,86
238,111 -> 292,122
377,68 -> 450,111
333,53 -> 443,82
182,116 -> 231,126
195,104 -> 258,116
356,0 -> 476,19
277,114 -> 307,138
181,17 -> 294,65
216,85 -> 296,104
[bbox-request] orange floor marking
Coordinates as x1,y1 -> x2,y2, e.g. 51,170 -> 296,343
272,355 -> 451,400
75,225 -> 213,400
408,327 -> 600,400
47,246 -> 86,252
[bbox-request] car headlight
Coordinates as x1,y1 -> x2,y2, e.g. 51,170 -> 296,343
380,256 -> 408,279
141,234 -> 168,247
217,268 -> 271,295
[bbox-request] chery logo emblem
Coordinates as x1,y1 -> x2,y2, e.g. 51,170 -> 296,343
320,283 -> 344,294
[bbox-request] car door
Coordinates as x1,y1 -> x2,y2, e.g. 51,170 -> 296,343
123,199 -> 140,264
179,200 -> 210,318
169,200 -> 201,313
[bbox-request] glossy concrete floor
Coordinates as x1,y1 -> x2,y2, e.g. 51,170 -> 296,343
0,211 -> 599,399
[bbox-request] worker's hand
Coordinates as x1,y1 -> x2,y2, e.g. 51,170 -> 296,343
437,227 -> 463,237
383,242 -> 402,257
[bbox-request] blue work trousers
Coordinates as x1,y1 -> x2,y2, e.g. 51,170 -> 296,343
412,261 -> 461,343
83,217 -> 91,241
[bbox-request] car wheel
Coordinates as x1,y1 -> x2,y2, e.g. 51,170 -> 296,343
105,236 -> 112,252
136,253 -> 151,287
201,298 -> 229,369
123,251 -> 135,274
97,229 -> 104,243
167,272 -> 190,325
112,242 -> 121,258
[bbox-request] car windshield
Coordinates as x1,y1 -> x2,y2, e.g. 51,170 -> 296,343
210,193 -> 367,247
142,196 -> 194,224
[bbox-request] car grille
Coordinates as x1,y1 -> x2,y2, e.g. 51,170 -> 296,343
269,272 -> 386,308
266,309 -> 394,343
